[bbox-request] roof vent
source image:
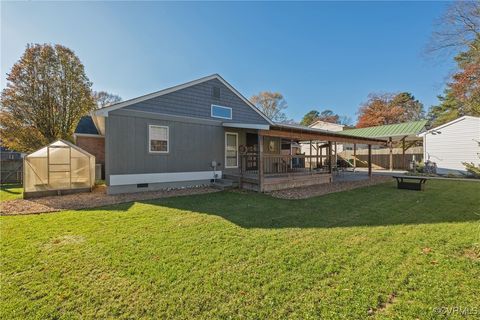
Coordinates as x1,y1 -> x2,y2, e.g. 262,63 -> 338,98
212,86 -> 221,99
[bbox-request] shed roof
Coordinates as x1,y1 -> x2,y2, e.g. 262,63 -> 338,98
339,120 -> 427,140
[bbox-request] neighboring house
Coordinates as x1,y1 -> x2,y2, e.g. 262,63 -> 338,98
0,146 -> 25,160
419,116 -> 480,174
92,74 -> 384,194
74,115 -> 105,177
0,146 -> 24,184
310,120 -> 345,132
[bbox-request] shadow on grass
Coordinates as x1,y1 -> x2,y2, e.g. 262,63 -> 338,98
1,184 -> 22,195
83,180 -> 480,229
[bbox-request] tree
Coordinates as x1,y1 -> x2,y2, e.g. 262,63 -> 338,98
1,44 -> 95,152
356,94 -> 403,128
93,91 -> 122,109
429,36 -> 480,126
318,110 -> 340,124
390,92 -> 425,121
300,109 -> 342,126
300,110 -> 320,126
356,92 -> 424,128
250,91 -> 288,122
427,1 -> 480,57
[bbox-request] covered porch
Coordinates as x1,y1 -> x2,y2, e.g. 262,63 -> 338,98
224,123 -> 386,192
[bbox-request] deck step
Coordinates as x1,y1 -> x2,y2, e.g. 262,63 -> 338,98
211,178 -> 238,190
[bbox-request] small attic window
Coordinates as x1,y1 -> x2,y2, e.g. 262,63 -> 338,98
212,86 -> 221,99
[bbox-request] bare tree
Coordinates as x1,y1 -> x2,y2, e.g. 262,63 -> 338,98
93,91 -> 122,109
250,91 -> 288,122
427,1 -> 480,57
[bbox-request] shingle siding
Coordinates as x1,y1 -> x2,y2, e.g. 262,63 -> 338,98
121,78 -> 269,125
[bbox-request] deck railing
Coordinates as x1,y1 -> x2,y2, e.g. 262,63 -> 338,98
240,153 -> 331,177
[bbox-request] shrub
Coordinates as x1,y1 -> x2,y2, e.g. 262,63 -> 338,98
462,162 -> 480,178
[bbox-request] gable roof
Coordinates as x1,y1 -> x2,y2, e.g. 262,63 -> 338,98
75,116 -> 99,135
94,74 -> 274,125
339,120 -> 428,140
26,139 -> 95,158
418,116 -> 480,137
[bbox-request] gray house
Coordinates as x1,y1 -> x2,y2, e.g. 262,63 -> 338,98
92,74 -> 384,194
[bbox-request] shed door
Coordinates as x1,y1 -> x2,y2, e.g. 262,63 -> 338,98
48,146 -> 71,190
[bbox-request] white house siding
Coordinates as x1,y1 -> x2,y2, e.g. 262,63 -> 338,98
423,116 -> 480,174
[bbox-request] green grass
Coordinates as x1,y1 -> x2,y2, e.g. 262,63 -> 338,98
1,180 -> 479,319
0,183 -> 23,201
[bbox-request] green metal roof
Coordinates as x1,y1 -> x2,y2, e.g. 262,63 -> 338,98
339,120 -> 427,139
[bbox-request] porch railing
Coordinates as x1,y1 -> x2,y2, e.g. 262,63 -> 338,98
240,153 -> 331,176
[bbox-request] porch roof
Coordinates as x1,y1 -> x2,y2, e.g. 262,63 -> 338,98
262,123 -> 387,145
338,120 -> 427,141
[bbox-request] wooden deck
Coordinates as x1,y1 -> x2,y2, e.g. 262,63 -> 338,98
225,171 -> 332,192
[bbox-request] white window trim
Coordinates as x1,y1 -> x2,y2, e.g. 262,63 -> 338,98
225,132 -> 238,168
211,104 -> 232,120
148,125 -> 169,154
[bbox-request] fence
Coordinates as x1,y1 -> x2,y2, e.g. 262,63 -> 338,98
1,159 -> 23,184
338,146 -> 423,170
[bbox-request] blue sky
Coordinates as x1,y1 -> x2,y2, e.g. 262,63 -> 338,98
2,1 -> 453,123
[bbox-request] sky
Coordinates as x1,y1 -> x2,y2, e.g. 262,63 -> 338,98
1,1 -> 454,123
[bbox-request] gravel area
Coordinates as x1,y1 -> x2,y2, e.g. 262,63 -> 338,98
0,185 -> 219,216
268,176 -> 391,199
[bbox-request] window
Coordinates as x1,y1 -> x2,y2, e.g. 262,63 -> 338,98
211,105 -> 232,120
225,132 -> 238,168
212,86 -> 221,99
149,125 -> 169,153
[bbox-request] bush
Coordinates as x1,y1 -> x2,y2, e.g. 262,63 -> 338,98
462,162 -> 480,178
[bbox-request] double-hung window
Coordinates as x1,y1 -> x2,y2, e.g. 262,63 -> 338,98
225,132 -> 238,168
149,125 -> 169,153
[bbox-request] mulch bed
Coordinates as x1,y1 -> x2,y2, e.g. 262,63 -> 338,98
0,185 -> 219,216
268,176 -> 391,199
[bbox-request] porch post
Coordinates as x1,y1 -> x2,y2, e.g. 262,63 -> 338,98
309,140 -> 312,172
328,141 -> 333,174
402,138 -> 406,170
353,143 -> 357,169
334,142 -> 337,168
389,137 -> 393,171
316,141 -> 319,169
368,144 -> 372,178
258,134 -> 264,192
320,145 -> 323,167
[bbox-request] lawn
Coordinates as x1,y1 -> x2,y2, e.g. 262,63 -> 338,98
1,180 -> 479,319
0,184 -> 23,201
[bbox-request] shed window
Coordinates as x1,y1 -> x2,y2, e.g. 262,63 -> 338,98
211,105 -> 232,120
149,125 -> 169,153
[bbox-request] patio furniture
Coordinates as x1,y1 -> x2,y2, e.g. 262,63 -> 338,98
393,175 -> 428,191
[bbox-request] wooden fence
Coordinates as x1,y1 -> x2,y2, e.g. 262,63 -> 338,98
338,146 -> 423,170
1,159 -> 23,184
